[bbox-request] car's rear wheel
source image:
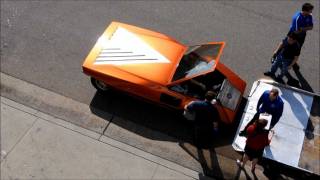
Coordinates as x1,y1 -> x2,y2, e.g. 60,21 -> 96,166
91,77 -> 110,92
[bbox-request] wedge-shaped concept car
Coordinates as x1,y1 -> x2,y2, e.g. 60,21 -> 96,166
82,22 -> 246,124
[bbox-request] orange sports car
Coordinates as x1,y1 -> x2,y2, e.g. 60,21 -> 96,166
82,22 -> 246,124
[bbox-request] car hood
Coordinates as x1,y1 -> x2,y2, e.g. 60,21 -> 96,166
82,22 -> 187,85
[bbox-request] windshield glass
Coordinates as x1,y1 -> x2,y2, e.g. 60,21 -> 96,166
172,44 -> 222,82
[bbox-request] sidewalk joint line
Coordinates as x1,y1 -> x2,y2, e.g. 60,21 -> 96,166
1,77 -> 199,177
1,97 -> 104,141
97,134 -> 198,179
37,116 -> 101,141
98,115 -> 114,140
30,111 -> 197,178
1,97 -> 101,141
150,164 -> 159,180
2,100 -> 38,118
2,95 -> 198,177
1,117 -> 39,161
2,97 -> 206,178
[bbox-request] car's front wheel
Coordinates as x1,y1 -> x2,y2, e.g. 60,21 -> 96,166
91,77 -> 110,92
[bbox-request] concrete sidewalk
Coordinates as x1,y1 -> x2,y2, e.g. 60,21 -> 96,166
0,96 -> 201,179
0,71 -> 315,179
1,72 -> 274,180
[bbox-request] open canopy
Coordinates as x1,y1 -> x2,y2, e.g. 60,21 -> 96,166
170,42 -> 225,84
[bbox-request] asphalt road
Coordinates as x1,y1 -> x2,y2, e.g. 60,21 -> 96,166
1,1 -> 319,178
1,1 -> 319,105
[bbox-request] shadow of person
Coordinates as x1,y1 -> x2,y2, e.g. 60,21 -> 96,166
280,89 -> 311,128
260,157 -> 319,179
305,96 -> 320,139
252,171 -> 259,180
293,68 -> 320,139
305,118 -> 315,139
199,148 -> 223,178
259,159 -> 282,179
234,165 -> 252,180
293,68 -> 314,93
179,141 -> 224,179
285,72 -> 301,89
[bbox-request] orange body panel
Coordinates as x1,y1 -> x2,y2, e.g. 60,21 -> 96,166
83,22 -> 187,85
82,22 -> 246,124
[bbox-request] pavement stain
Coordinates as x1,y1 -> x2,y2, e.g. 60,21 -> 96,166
0,84 -> 14,94
35,127 -> 41,133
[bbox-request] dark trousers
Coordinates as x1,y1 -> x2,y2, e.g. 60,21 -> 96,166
194,124 -> 214,148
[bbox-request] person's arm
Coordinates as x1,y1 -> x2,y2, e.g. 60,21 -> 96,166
270,116 -> 279,129
270,101 -> 284,129
299,26 -> 313,32
276,102 -> 284,122
267,130 -> 275,145
272,42 -> 284,58
185,101 -> 195,111
256,92 -> 266,111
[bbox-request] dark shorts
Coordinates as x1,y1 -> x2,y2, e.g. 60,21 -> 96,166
244,145 -> 264,160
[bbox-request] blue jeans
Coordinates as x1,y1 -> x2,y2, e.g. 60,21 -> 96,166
270,55 -> 291,78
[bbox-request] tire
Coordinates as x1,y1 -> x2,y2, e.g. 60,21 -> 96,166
91,77 -> 110,92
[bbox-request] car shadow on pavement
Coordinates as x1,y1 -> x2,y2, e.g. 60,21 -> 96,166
89,90 -> 247,179
89,90 -> 245,147
89,90 -> 193,143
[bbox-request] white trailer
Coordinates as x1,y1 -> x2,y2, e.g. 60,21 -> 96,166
232,79 -> 319,175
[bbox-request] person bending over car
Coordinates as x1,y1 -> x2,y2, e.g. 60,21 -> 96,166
185,91 -> 220,148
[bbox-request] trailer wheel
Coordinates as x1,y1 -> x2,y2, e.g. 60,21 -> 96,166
91,77 -> 110,92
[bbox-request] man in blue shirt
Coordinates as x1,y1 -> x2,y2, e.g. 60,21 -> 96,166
288,3 -> 314,70
239,89 -> 284,136
185,91 -> 220,147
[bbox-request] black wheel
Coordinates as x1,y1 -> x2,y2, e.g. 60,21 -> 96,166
91,77 -> 110,92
